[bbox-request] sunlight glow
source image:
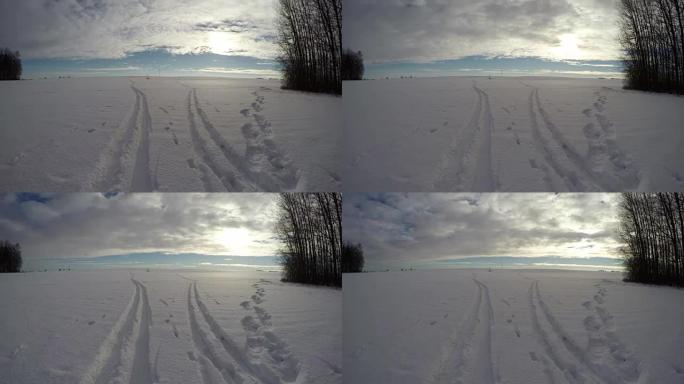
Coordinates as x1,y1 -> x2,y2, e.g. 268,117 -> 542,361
208,31 -> 237,55
212,227 -> 251,254
555,34 -> 580,59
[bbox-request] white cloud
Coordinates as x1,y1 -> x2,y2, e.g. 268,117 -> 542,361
0,0 -> 279,59
343,193 -> 621,265
344,0 -> 622,62
0,193 -> 280,258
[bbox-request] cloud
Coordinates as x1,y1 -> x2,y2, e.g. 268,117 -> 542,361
0,0 -> 279,59
343,193 -> 621,268
344,0 -> 621,63
0,193 -> 279,258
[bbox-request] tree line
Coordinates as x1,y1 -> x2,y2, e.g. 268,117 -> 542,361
0,48 -> 22,80
276,0 -> 341,94
276,193 -> 342,286
0,241 -> 22,273
618,0 -> 684,93
618,193 -> 684,285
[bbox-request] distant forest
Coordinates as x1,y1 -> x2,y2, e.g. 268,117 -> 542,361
275,193 -> 342,287
619,193 -> 684,286
276,0 -> 341,94
619,0 -> 684,93
0,49 -> 22,80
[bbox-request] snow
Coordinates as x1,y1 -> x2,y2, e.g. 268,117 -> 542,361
0,77 -> 341,192
343,77 -> 684,192
0,269 -> 341,384
343,269 -> 684,384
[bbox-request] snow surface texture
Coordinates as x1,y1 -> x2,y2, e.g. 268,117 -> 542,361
0,78 -> 341,192
344,269 -> 684,384
343,77 -> 684,192
0,270 -> 341,384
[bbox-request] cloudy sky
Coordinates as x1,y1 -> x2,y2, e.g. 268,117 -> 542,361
0,193 -> 279,259
0,0 -> 280,77
343,193 -> 621,270
344,0 -> 624,77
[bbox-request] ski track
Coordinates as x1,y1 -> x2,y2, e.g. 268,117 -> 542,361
80,278 -> 153,384
185,89 -> 241,192
191,89 -> 259,191
533,88 -> 611,191
471,86 -> 497,192
528,88 -> 595,191
130,86 -> 155,191
528,280 -> 641,384
90,85 -> 142,192
186,281 -> 240,384
433,277 -> 495,384
434,84 -> 484,190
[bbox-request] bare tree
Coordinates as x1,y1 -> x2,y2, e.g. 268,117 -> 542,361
618,193 -> 684,285
342,242 -> 364,273
0,49 -> 22,81
275,193 -> 342,286
0,241 -> 22,273
342,49 -> 364,81
276,0 -> 342,94
619,0 -> 684,93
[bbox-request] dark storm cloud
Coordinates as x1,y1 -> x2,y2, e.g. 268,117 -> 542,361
343,194 -> 620,267
0,193 -> 279,258
0,0 -> 277,59
344,0 -> 620,62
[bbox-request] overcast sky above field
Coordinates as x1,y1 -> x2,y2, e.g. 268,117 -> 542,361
0,0 -> 280,77
0,193 -> 279,259
344,0 -> 624,78
344,193 -> 621,269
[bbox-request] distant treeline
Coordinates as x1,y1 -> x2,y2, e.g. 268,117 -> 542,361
618,0 -> 684,93
0,241 -> 22,273
276,193 -> 342,286
0,48 -> 22,80
619,193 -> 684,286
342,49 -> 364,80
277,0 -> 341,94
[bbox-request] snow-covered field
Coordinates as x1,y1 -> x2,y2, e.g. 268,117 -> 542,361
0,270 -> 341,384
0,77 -> 341,192
344,269 -> 684,384
343,77 -> 684,192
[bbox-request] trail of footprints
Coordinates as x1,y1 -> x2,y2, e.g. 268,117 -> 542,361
186,279 -> 300,384
528,280 -> 641,384
92,83 -> 298,192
